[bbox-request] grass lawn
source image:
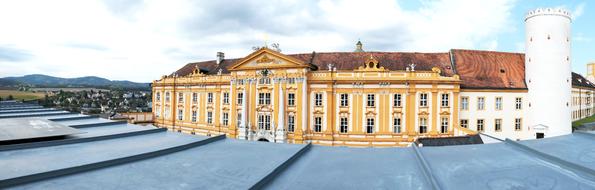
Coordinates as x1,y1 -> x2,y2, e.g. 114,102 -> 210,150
572,114 -> 595,128
0,90 -> 46,101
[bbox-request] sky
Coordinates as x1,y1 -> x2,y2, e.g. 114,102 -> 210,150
0,0 -> 592,83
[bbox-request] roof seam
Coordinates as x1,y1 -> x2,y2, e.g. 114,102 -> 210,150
504,138 -> 595,182
250,143 -> 312,190
411,144 -> 443,190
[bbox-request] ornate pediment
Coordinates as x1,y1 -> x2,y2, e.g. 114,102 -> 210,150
228,47 -> 311,71
355,55 -> 388,72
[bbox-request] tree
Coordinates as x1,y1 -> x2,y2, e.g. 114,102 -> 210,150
7,95 -> 14,100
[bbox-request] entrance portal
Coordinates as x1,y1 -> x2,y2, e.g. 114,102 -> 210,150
536,133 -> 544,139
257,138 -> 270,142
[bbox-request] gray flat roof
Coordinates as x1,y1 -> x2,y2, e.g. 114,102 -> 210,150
1,102 -> 595,189
0,118 -> 83,142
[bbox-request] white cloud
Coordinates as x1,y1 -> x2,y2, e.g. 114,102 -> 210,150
573,2 -> 586,19
0,0 -> 517,82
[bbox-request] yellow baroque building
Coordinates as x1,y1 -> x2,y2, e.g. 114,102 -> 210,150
153,43 -> 595,147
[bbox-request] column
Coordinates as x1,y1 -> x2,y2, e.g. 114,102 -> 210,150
228,80 -> 237,138
430,88 -> 438,135
275,86 -> 286,143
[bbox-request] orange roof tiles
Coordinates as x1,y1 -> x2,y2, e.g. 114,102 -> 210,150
170,49 -> 591,90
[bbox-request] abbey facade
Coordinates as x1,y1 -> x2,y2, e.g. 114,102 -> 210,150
152,45 -> 595,147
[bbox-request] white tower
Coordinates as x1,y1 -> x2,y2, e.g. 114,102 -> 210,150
525,8 -> 572,138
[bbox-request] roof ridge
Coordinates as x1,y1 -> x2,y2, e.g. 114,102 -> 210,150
452,49 -> 524,55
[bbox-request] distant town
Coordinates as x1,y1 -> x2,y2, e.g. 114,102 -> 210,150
0,74 -> 152,117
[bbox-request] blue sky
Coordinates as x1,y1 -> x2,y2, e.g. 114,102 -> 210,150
0,0 -> 592,82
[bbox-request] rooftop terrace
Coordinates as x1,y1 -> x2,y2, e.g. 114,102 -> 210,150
1,101 -> 595,189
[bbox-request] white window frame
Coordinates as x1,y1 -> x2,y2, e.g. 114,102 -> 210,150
315,93 -> 323,107
461,96 -> 469,110
340,93 -> 349,107
223,92 -> 229,104
367,94 -> 375,107
394,94 -> 402,107
477,97 -> 485,110
340,117 -> 348,133
440,117 -> 448,133
207,93 -> 213,103
191,110 -> 197,122
441,94 -> 449,107
393,117 -> 401,133
314,117 -> 322,132
419,93 -> 428,107
222,112 -> 229,126
288,93 -> 295,106
419,118 -> 428,133
366,118 -> 375,134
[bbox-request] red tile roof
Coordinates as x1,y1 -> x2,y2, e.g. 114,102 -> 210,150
170,49 -> 591,89
451,49 -> 526,89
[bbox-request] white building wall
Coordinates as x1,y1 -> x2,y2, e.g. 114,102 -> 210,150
459,92 -> 531,140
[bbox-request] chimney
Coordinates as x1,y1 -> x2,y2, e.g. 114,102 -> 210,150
216,52 -> 224,64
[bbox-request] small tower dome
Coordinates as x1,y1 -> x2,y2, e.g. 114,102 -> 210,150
354,40 -> 364,52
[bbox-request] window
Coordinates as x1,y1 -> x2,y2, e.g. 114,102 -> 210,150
515,97 -> 522,110
155,107 -> 161,117
192,93 -> 198,103
156,92 -> 161,101
495,119 -> 502,131
223,92 -> 229,104
288,93 -> 296,106
178,92 -> 184,103
393,94 -> 402,107
237,79 -> 244,85
164,107 -> 170,118
477,119 -> 484,132
258,114 -> 271,130
177,109 -> 183,121
288,78 -> 296,84
191,110 -> 197,122
419,93 -> 428,107
477,97 -> 485,110
366,118 -> 375,134
460,119 -> 468,128
393,117 -> 401,133
419,118 -> 428,134
367,94 -> 375,107
237,93 -> 243,105
222,112 -> 229,126
258,93 -> 271,105
207,93 -> 213,103
288,115 -> 295,132
441,94 -> 449,107
207,112 -> 213,124
340,94 -> 349,107
165,92 -> 170,102
314,117 -> 322,132
495,97 -> 503,110
259,77 -> 271,84
461,97 -> 469,110
315,93 -> 323,106
441,117 -> 449,133
340,117 -> 348,133
515,118 -> 522,131
237,113 -> 242,126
